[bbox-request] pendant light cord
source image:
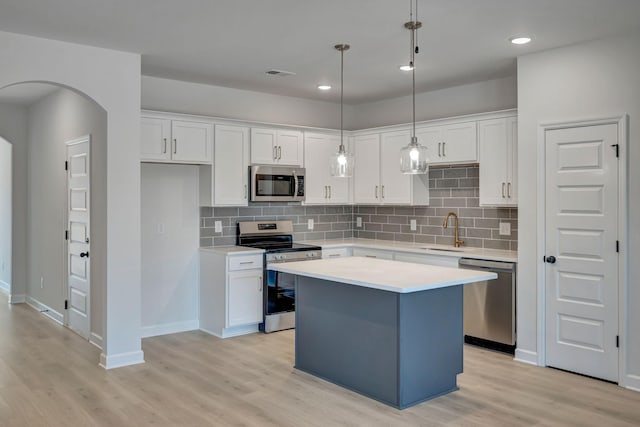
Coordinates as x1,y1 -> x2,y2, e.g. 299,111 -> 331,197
340,45 -> 344,152
409,0 -> 418,143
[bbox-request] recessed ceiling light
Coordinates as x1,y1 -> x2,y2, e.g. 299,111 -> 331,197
399,65 -> 414,71
509,36 -> 532,45
317,84 -> 332,91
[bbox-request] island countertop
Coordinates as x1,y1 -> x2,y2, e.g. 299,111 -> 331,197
268,256 -> 497,293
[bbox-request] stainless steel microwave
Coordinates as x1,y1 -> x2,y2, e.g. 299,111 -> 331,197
250,165 -> 305,202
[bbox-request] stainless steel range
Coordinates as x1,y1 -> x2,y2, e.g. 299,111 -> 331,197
237,220 -> 321,333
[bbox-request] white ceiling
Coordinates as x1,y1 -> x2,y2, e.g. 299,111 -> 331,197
0,0 -> 639,104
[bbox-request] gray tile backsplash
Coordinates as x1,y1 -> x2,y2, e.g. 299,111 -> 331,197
200,165 -> 517,250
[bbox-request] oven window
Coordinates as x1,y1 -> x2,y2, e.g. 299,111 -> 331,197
266,270 -> 295,314
256,174 -> 294,196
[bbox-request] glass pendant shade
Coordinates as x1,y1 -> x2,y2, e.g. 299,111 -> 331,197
400,136 -> 429,174
330,145 -> 354,177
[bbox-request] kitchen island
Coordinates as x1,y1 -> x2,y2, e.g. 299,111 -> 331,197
269,256 -> 497,409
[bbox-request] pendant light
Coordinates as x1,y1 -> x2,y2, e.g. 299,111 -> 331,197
399,0 -> 429,174
330,44 -> 354,178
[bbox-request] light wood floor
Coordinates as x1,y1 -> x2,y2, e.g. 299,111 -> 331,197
1,293 -> 639,426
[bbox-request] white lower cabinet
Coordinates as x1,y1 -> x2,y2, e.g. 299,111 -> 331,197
321,247 -> 353,259
352,247 -> 394,260
200,250 -> 263,338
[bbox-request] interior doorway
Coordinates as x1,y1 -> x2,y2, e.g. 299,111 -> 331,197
0,137 -> 11,297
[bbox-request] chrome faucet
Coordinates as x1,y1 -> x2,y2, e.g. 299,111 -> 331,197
443,212 -> 464,248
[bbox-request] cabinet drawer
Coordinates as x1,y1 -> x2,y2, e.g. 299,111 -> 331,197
228,254 -> 263,271
352,247 -> 393,260
322,247 -> 353,259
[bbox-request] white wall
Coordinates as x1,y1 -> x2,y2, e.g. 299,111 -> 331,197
0,137 -> 11,292
517,32 -> 640,388
0,30 -> 142,368
348,76 -> 517,129
27,87 -> 107,346
0,103 -> 28,301
141,164 -> 199,337
142,75 -> 354,130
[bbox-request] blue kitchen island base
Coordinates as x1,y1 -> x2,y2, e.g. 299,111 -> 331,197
294,276 -> 463,409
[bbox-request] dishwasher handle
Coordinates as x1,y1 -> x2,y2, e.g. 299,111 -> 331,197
459,257 -> 515,272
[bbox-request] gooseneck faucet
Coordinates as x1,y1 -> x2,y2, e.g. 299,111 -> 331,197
443,212 -> 464,248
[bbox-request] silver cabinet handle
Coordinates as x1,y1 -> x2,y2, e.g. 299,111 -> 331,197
273,146 -> 277,160
258,276 -> 263,292
324,186 -> 327,198
239,261 -> 254,265
328,186 -> 331,199
507,182 -> 512,198
163,138 -> 167,154
438,142 -> 442,157
278,146 -> 282,160
375,185 -> 379,199
442,142 -> 446,157
244,184 -> 248,199
382,185 -> 385,199
365,255 -> 377,258
328,253 -> 340,257
502,182 -> 506,198
173,139 -> 177,154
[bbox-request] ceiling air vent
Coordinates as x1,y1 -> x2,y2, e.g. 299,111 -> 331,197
266,69 -> 296,76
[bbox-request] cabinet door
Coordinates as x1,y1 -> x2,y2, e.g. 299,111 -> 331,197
416,126 -> 442,164
277,130 -> 304,166
227,270 -> 263,327
440,122 -> 477,163
141,117 -> 171,161
214,125 -> 249,206
250,128 -> 277,164
325,135 -> 351,204
303,133 -> 332,204
380,131 -> 411,204
353,134 -> 381,204
171,120 -> 213,163
506,117 -> 518,205
478,118 -> 510,206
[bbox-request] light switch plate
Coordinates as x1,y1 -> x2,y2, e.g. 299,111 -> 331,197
499,222 -> 511,236
410,219 -> 417,231
356,217 -> 362,227
214,221 -> 223,233
308,219 -> 314,230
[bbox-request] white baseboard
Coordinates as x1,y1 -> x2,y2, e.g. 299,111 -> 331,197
90,332 -> 103,350
0,279 -> 9,294
26,296 -> 64,325
141,319 -> 199,338
200,323 -> 259,339
100,350 -> 145,370
514,348 -> 540,366
9,294 -> 26,303
623,374 -> 640,392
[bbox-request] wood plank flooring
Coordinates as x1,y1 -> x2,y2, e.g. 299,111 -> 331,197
1,292 -> 639,426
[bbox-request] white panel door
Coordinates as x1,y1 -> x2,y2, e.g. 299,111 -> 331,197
276,130 -> 303,166
214,125 -> 249,206
353,134 -> 381,204
227,270 -> 263,327
66,136 -> 91,340
171,120 -> 213,163
140,117 -> 170,161
545,123 -> 619,382
250,128 -> 277,164
380,130 -> 411,204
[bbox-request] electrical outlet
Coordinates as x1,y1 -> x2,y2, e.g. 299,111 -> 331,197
410,219 -> 417,231
156,222 -> 165,234
307,219 -> 314,230
499,222 -> 511,236
356,217 -> 362,228
214,221 -> 223,233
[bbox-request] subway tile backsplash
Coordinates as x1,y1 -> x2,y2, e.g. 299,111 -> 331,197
200,165 -> 517,251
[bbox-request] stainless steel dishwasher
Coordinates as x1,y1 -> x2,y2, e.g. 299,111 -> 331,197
458,258 -> 516,353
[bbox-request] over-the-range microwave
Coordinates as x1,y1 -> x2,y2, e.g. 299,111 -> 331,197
250,165 -> 305,202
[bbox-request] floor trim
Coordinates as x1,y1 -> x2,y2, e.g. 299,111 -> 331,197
141,319 -> 199,338
26,295 -> 64,325
0,279 -> 9,294
514,348 -> 539,366
8,294 -> 25,304
90,332 -> 103,350
100,350 -> 145,370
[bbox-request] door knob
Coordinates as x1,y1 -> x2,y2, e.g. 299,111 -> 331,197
545,255 -> 556,264
80,251 -> 89,258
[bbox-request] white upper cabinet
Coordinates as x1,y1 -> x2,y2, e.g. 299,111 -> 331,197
478,116 -> 517,206
213,125 -> 250,206
417,121 -> 477,165
141,116 -> 213,164
353,131 -> 429,205
250,128 -> 303,166
303,133 -> 350,205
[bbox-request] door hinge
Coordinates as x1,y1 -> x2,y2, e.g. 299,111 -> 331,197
611,144 -> 619,158
65,230 -> 69,241
616,240 -> 619,253
64,299 -> 68,310
64,161 -> 68,171
616,335 -> 619,348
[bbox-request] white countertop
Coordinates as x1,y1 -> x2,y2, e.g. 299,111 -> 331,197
302,238 -> 517,263
199,246 -> 264,255
268,256 -> 497,294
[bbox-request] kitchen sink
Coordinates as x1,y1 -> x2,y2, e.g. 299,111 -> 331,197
420,247 -> 464,252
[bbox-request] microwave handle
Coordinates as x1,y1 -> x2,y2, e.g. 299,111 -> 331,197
293,172 -> 299,197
